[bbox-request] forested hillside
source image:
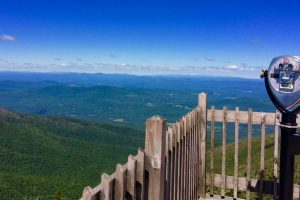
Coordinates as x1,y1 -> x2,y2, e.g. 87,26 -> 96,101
0,109 -> 144,199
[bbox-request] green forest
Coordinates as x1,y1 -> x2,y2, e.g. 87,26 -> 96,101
0,108 -> 144,199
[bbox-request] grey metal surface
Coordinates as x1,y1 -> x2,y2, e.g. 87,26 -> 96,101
268,55 -> 300,111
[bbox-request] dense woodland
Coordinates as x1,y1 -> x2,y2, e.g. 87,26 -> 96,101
0,109 -> 144,199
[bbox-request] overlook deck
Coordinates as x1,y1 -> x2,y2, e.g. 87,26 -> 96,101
81,92 -> 300,200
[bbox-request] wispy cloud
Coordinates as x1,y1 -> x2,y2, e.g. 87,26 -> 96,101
54,57 -> 63,61
1,34 -> 16,42
0,61 -> 261,78
225,64 -> 260,71
76,58 -> 83,62
203,55 -> 215,62
0,57 -> 8,63
109,54 -> 117,58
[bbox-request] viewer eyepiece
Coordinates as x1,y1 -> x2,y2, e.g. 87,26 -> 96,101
261,55 -> 300,114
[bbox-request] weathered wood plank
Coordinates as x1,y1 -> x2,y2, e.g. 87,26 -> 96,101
210,106 -> 215,197
174,123 -> 179,200
273,110 -> 280,200
198,92 -> 207,198
126,155 -> 137,199
168,127 -> 173,151
202,194 -> 245,200
207,109 -> 276,125
246,108 -> 252,200
82,186 -> 95,200
206,173 -> 300,198
144,116 -> 167,200
114,164 -> 126,200
190,111 -> 194,200
233,107 -> 239,199
192,110 -> 196,200
188,113 -> 192,199
207,109 -> 300,125
100,173 -> 113,200
167,128 -> 173,200
169,128 -> 174,200
195,109 -> 200,199
259,113 -> 266,200
177,121 -> 182,200
136,148 -> 145,200
221,106 -> 227,198
80,183 -> 102,200
182,117 -> 187,200
180,120 -> 184,200
166,150 -> 170,200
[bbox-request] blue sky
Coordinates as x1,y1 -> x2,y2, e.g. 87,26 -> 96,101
0,0 -> 299,78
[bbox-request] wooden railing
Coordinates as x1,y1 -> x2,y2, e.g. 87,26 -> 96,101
81,92 -> 300,200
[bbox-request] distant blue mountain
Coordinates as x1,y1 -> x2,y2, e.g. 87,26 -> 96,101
0,71 -> 260,90
0,72 -> 274,130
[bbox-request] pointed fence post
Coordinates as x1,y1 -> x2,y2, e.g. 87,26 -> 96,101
82,186 -> 93,200
198,92 -> 207,198
145,115 -> 167,200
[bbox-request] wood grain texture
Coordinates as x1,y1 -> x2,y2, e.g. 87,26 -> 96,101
207,109 -> 276,125
198,93 -> 207,198
126,155 -> 137,198
210,106 -> 215,197
206,173 -> 300,198
259,113 -> 266,200
246,108 -> 253,200
233,107 -> 239,199
114,164 -> 126,200
100,173 -> 113,200
273,110 -> 280,200
221,106 -> 227,198
145,116 -> 167,200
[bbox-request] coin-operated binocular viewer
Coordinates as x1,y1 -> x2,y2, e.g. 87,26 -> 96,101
261,56 -> 300,199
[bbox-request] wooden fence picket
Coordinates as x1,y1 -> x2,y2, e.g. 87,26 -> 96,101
210,106 -> 215,197
259,113 -> 266,200
114,164 -> 126,200
198,93 -> 207,198
126,155 -> 137,199
273,110 -> 280,200
144,115 -> 167,200
246,108 -> 253,200
221,106 -> 227,198
100,173 -> 113,200
233,107 -> 239,199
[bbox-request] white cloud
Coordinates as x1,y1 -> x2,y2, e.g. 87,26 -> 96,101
1,34 -> 16,42
226,65 -> 240,70
0,61 -> 261,79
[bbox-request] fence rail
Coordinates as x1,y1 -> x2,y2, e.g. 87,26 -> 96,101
81,92 -> 300,200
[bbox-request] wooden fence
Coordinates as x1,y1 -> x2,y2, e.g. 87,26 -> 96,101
81,92 -> 300,200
